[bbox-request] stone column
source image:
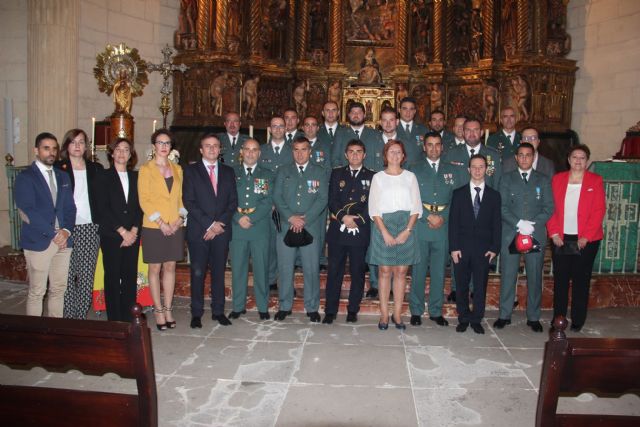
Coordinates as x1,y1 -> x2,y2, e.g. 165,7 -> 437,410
482,0 -> 494,59
214,0 -> 229,52
432,0 -> 444,64
516,0 -> 530,53
27,0 -> 78,160
196,0 -> 211,50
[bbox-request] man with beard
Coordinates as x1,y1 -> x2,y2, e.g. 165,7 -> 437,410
331,102 -> 384,171
427,109 -> 456,152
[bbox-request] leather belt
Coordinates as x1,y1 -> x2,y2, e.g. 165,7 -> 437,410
237,207 -> 256,214
423,203 -> 447,213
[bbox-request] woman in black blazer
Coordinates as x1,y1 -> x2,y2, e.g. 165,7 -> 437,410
54,129 -> 104,319
96,138 -> 143,322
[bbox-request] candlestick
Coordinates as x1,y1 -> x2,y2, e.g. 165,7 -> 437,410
153,119 -> 157,133
249,125 -> 254,138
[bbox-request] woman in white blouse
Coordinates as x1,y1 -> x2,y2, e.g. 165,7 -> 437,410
368,140 -> 422,330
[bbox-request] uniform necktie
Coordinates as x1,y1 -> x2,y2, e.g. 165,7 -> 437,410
232,136 -> 236,148
329,127 -> 334,139
473,187 -> 481,219
208,164 -> 217,195
507,134 -> 512,145
406,124 -> 411,133
351,169 -> 357,178
275,146 -> 280,155
522,172 -> 528,183
470,148 -> 475,156
47,169 -> 59,229
299,165 -> 304,175
354,129 -> 360,139
431,162 -> 437,172
247,167 -> 252,176
287,133 -> 293,144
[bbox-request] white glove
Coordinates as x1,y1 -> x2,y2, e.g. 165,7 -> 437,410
516,220 -> 535,235
340,224 -> 360,235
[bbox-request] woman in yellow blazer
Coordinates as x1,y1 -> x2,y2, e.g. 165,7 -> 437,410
138,129 -> 186,330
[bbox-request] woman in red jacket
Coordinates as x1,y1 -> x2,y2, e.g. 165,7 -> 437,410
547,145 -> 606,332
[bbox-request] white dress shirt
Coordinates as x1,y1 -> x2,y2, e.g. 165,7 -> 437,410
368,170 -> 422,218
469,181 -> 485,203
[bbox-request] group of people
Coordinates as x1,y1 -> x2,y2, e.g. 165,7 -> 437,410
15,97 -> 606,334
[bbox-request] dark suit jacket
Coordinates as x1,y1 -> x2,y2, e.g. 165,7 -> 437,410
502,154 -> 555,177
448,184 -> 502,256
326,166 -> 374,246
182,160 -> 238,242
15,162 -> 77,251
95,167 -> 143,240
54,159 -> 104,222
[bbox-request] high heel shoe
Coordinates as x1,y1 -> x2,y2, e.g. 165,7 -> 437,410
378,315 -> 389,330
164,305 -> 176,329
153,306 -> 167,331
392,315 -> 406,330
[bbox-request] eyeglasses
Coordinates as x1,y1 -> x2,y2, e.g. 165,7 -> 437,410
522,136 -> 538,142
155,140 -> 171,147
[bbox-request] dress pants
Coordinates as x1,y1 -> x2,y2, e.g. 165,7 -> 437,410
276,232 -> 321,312
268,218 -> 278,284
410,239 -> 447,317
101,236 -> 139,322
188,235 -> 230,317
24,241 -> 72,317
64,223 -> 100,319
325,242 -> 367,315
453,250 -> 490,324
230,238 -> 269,313
552,236 -> 600,327
498,242 -> 546,321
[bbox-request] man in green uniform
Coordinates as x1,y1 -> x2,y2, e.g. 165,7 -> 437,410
284,108 -> 304,144
395,97 -> 428,164
409,132 -> 462,326
331,102 -> 384,171
428,109 -> 456,152
229,139 -> 274,320
273,137 -> 329,322
218,111 -> 249,167
317,101 -> 344,146
494,142 -> 554,333
487,107 -> 521,162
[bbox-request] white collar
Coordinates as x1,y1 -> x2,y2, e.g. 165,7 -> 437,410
350,125 -> 365,133
296,161 -> 309,172
271,140 -> 285,150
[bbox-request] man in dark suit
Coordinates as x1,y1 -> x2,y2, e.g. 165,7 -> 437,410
395,97 -> 428,164
487,107 -> 521,161
323,139 -> 374,324
218,111 -> 249,167
15,132 -> 76,318
183,133 -> 238,328
502,127 -> 555,177
449,154 -> 502,334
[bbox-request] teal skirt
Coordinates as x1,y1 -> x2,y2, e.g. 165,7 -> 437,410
367,210 -> 420,266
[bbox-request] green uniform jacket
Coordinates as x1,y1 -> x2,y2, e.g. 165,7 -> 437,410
259,142 -> 293,174
273,162 -> 329,238
499,169 -> 554,249
442,143 -> 503,189
317,123 -> 346,146
218,132 -> 250,167
409,159 -> 464,242
396,122 -> 428,165
487,130 -> 521,162
331,126 -> 384,171
440,129 -> 457,152
309,138 -> 333,170
232,164 -> 274,240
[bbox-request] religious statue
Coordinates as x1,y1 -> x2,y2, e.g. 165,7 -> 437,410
266,0 -> 288,61
483,82 -> 498,123
411,0 -> 430,59
501,0 -> 517,58
511,75 -> 529,121
228,0 -> 241,53
357,48 -> 382,86
210,73 -> 228,117
309,0 -> 328,50
243,76 -> 260,120
328,81 -> 341,106
469,6 -> 483,64
113,69 -> 133,116
177,0 -> 197,49
396,84 -> 409,106
430,83 -> 443,113
292,80 -> 309,119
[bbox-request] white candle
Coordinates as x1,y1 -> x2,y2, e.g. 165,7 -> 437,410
91,117 -> 95,144
266,127 -> 270,143
153,119 -> 157,133
249,125 -> 254,138
484,128 -> 489,145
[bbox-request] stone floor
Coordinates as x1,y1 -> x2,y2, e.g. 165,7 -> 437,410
1,280 -> 639,426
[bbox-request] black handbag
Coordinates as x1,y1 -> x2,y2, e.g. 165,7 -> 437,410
555,240 -> 581,256
284,228 -> 314,247
272,209 -> 281,233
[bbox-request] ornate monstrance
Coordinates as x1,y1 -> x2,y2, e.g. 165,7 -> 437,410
94,43 -> 148,142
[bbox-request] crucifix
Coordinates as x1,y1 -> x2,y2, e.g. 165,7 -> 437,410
146,45 -> 188,128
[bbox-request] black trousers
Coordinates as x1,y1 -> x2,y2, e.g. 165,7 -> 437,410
552,235 -> 600,327
101,236 -> 139,322
188,236 -> 230,317
324,241 -> 367,315
453,249 -> 490,324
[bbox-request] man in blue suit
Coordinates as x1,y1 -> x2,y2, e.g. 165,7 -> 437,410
15,132 -> 76,317
183,133 -> 238,328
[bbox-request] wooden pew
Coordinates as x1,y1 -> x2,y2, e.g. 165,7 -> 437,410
536,315 -> 640,426
0,304 -> 157,427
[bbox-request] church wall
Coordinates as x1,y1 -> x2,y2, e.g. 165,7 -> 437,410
567,0 -> 640,161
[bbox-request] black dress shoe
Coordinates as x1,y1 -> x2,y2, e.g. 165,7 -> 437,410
213,314 -> 232,326
429,316 -> 449,326
274,310 -> 292,321
456,322 -> 469,332
447,291 -> 456,303
570,323 -> 583,332
190,316 -> 202,329
307,311 -> 321,322
322,314 -> 335,324
229,310 -> 246,319
269,283 -> 278,291
527,320 -> 544,333
493,318 -> 511,329
513,300 -> 519,308
346,312 -> 358,323
470,323 -> 485,334
365,288 -> 378,298
259,311 -> 270,320
410,315 -> 422,326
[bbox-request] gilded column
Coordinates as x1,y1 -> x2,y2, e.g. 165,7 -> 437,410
27,0 -> 78,158
249,0 -> 262,59
196,0 -> 211,50
286,0 -> 296,64
432,0 -> 443,63
296,0 -> 310,62
533,0 -> 547,54
445,0 -> 454,66
329,0 -> 344,65
482,0 -> 494,58
395,0 -> 408,65
516,0 -> 530,53
214,0 -> 229,51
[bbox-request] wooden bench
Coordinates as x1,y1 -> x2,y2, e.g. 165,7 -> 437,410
536,315 -> 640,426
0,304 -> 157,427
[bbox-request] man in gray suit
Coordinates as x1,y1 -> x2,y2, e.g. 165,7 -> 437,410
218,112 -> 249,167
503,127 -> 555,177
494,143 -> 554,333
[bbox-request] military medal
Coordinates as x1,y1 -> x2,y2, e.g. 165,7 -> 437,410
254,178 -> 268,194
339,180 -> 346,188
315,150 -> 325,163
486,155 -> 495,176
536,186 -> 541,200
361,179 -> 370,189
307,180 -> 319,194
